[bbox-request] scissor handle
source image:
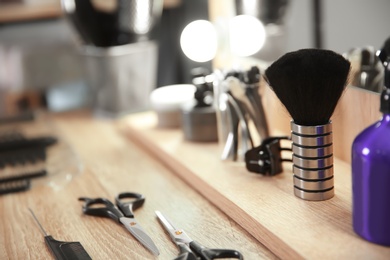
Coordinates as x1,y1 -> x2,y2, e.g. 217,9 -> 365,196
78,197 -> 123,223
190,240 -> 244,260
115,192 -> 145,218
174,244 -> 198,260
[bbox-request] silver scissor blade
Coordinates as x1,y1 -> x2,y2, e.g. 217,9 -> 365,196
155,211 -> 192,245
155,210 -> 177,234
119,217 -> 160,256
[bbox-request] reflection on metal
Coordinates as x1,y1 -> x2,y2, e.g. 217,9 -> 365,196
345,46 -> 384,93
234,0 -> 289,25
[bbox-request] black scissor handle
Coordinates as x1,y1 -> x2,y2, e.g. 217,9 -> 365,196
115,192 -> 145,218
190,241 -> 244,260
174,244 -> 198,260
78,197 -> 123,223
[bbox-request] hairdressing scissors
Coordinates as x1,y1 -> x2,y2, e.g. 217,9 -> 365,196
78,192 -> 159,255
155,211 -> 243,260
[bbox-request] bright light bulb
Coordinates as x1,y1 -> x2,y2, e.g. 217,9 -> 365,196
180,20 -> 218,62
229,15 -> 266,57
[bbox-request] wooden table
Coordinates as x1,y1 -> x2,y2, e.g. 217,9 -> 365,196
0,111 -> 274,259
121,111 -> 390,259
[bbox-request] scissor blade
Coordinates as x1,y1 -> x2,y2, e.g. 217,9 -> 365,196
119,217 -> 160,256
155,211 -> 192,245
155,210 -> 176,233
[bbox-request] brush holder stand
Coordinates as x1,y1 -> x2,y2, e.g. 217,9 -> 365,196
293,176 -> 334,190
292,155 -> 333,169
292,145 -> 333,158
81,41 -> 158,117
291,133 -> 333,147
291,121 -> 334,201
294,187 -> 335,201
293,166 -> 334,180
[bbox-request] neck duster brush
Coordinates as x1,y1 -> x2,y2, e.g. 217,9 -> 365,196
264,49 -> 351,201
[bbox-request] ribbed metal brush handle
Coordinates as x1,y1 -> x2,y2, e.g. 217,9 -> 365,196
291,121 -> 334,201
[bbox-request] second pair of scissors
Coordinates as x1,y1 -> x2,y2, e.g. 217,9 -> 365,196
78,192 -> 159,255
156,211 -> 243,260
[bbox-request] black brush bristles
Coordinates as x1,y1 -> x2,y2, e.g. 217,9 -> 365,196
264,49 -> 351,126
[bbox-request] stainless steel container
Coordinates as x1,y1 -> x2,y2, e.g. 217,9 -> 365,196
291,121 -> 334,201
81,41 -> 158,117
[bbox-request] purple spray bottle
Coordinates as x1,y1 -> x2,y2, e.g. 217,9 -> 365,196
352,51 -> 390,246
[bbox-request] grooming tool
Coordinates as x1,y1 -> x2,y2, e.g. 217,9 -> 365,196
216,66 -> 269,161
359,47 -> 383,92
0,169 -> 47,184
29,208 -> 92,260
181,75 -> 218,142
0,112 -> 34,125
0,133 -> 57,167
0,148 -> 46,167
265,49 -> 350,201
79,192 -> 159,255
0,173 -> 45,195
219,92 -> 247,161
0,132 -> 55,194
345,46 -> 383,93
351,53 -> 390,246
220,85 -> 253,161
239,66 -> 270,140
226,71 -> 269,147
0,179 -> 30,195
245,136 -> 291,176
0,135 -> 57,152
378,36 -> 390,66
155,211 -> 243,260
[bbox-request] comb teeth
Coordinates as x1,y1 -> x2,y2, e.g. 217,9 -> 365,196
0,131 -> 56,167
59,242 -> 93,260
0,131 -> 55,195
0,169 -> 47,183
0,148 -> 46,167
0,179 -> 31,195
0,131 -> 25,143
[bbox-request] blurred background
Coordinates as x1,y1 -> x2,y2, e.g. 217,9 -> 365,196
0,0 -> 389,116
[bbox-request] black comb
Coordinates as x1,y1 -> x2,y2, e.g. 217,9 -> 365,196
0,179 -> 31,195
0,135 -> 57,152
0,112 -> 35,125
29,209 -> 92,260
0,169 -> 47,183
0,132 -> 57,167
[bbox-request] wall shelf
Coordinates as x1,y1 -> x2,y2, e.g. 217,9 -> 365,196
0,3 -> 62,23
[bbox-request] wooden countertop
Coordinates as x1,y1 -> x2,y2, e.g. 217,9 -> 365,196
0,110 -> 274,259
120,111 -> 390,259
